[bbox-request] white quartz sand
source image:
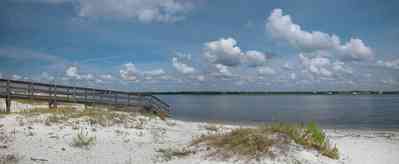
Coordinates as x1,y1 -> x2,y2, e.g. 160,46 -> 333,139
0,101 -> 398,164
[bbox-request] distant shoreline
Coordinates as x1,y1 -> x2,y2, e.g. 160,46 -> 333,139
148,91 -> 399,95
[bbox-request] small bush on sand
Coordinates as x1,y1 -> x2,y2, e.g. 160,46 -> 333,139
156,148 -> 193,162
71,129 -> 96,149
0,154 -> 20,164
45,114 -> 68,125
21,107 -> 74,117
204,124 -> 219,132
269,122 -> 339,159
192,122 -> 339,160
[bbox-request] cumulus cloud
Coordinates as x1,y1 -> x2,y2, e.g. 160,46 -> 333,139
299,53 -> 352,77
172,57 -> 195,74
338,38 -> 373,60
66,66 -> 81,79
290,73 -> 296,80
299,54 -> 332,77
245,50 -> 267,67
76,0 -> 194,23
266,8 -> 373,60
119,62 -> 138,81
332,61 -> 353,74
143,69 -> 165,76
282,62 -> 294,70
214,64 -> 233,77
204,37 -> 244,67
257,66 -> 276,75
12,74 -> 22,80
100,74 -> 113,80
81,73 -> 94,80
19,0 -> 196,23
377,59 -> 399,69
40,72 -> 55,82
195,75 -> 205,81
204,37 -> 268,67
65,65 -> 95,81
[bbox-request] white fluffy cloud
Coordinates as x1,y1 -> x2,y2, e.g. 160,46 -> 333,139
290,73 -> 296,80
65,66 -> 95,80
77,0 -> 193,23
204,37 -> 267,67
245,50 -> 267,67
214,64 -> 233,77
120,62 -> 138,81
299,54 -> 332,77
100,74 -> 113,80
12,74 -> 22,80
40,72 -> 55,82
143,69 -> 165,76
338,38 -> 374,60
66,66 -> 81,79
266,8 -> 373,60
81,74 -> 94,80
377,59 -> 399,69
20,0 -> 194,23
172,57 -> 195,74
195,75 -> 205,81
204,37 -> 244,67
299,53 -> 352,77
257,66 -> 276,75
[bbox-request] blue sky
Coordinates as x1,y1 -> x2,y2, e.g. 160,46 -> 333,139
0,0 -> 398,91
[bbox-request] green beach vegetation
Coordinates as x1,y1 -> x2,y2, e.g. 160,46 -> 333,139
192,122 -> 339,160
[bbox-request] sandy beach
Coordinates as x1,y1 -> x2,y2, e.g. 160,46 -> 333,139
1,108 -> 398,164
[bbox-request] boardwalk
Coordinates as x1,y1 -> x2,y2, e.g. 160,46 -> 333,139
0,78 -> 170,113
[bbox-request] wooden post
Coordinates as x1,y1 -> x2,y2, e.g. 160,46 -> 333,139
84,89 -> 87,102
99,91 -> 103,102
5,80 -> 11,112
127,93 -> 130,106
29,82 -> 34,102
66,88 -> 70,100
72,87 -> 76,102
92,89 -> 95,103
114,92 -> 117,105
53,84 -> 57,108
48,84 -> 52,108
5,97 -> 11,113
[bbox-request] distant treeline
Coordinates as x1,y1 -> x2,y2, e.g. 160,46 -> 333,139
144,91 -> 399,95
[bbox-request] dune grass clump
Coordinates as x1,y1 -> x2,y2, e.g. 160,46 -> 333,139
71,129 -> 96,149
269,122 -> 339,159
0,154 -> 20,164
156,148 -> 194,162
192,127 -> 283,159
192,122 -> 339,160
204,124 -> 219,132
19,105 -> 168,126
21,107 -> 74,117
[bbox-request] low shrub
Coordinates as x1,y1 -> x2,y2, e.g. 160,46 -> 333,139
204,124 -> 219,132
0,154 -> 20,164
156,148 -> 193,162
192,122 -> 339,159
71,129 -> 96,149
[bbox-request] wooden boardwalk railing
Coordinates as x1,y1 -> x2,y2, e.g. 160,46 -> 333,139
0,78 -> 170,113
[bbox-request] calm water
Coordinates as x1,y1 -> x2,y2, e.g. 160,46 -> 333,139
158,95 -> 399,129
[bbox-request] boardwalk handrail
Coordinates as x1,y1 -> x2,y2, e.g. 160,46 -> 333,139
143,95 -> 171,113
0,78 -> 171,113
